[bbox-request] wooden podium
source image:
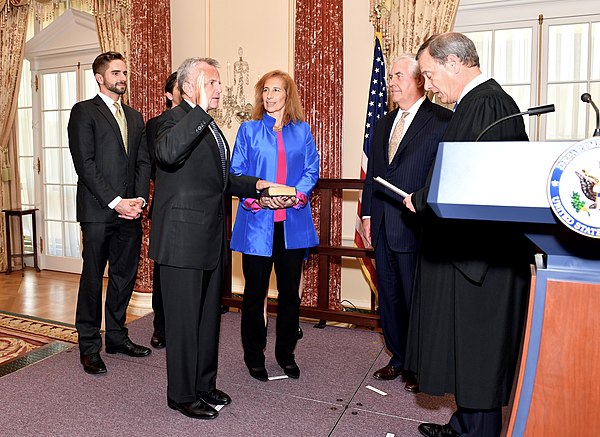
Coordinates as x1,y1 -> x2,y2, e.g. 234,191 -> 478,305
428,141 -> 600,436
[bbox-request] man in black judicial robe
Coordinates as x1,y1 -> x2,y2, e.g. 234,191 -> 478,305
403,33 -> 531,437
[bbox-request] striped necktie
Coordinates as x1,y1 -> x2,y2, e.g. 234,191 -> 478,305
209,120 -> 227,181
113,102 -> 128,153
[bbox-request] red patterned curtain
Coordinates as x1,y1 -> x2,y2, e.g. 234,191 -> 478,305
295,0 -> 343,310
129,0 -> 171,293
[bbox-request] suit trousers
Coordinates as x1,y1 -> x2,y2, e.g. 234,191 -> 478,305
151,264 -> 164,333
160,262 -> 223,403
448,407 -> 502,437
76,219 -> 142,355
374,221 -> 416,369
241,222 -> 305,368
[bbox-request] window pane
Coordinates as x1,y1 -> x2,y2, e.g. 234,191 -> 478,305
63,186 -> 77,222
60,71 -> 77,109
44,111 -> 60,147
42,73 -> 59,110
63,149 -> 78,184
592,23 -> 600,80
546,83 -> 587,140
588,82 -> 600,137
64,223 -> 81,258
494,28 -> 532,84
45,185 -> 62,220
502,85 -> 531,137
84,68 -> 97,100
18,60 -> 32,107
46,221 -> 63,256
17,108 -> 33,155
464,31 -> 492,76
548,23 -> 589,82
60,110 -> 70,146
22,215 -> 33,253
19,157 -> 35,205
63,222 -> 81,257
44,148 -> 62,184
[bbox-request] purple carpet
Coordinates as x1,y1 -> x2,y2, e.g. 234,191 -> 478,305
0,311 -> 455,436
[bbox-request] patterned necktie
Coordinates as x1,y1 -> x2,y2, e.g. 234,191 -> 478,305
209,120 -> 227,181
388,111 -> 409,163
113,102 -> 128,153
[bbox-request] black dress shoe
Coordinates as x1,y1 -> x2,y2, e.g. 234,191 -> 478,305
248,366 -> 268,381
105,338 -> 151,357
198,388 -> 231,405
373,364 -> 402,380
167,397 -> 218,420
150,330 -> 166,349
80,352 -> 107,375
282,362 -> 300,379
418,422 -> 460,437
297,326 -> 303,340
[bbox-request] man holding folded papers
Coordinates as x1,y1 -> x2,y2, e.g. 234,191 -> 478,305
361,53 -> 451,392
230,70 -> 320,382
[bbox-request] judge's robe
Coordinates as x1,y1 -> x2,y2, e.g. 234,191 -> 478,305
406,78 -> 532,410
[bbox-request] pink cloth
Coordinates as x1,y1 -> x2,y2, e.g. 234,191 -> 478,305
274,131 -> 287,222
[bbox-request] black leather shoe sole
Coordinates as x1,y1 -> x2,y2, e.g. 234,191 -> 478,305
80,354 -> 107,375
167,398 -> 218,420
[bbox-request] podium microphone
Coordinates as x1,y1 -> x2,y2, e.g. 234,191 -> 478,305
581,93 -> 600,137
475,104 -> 555,141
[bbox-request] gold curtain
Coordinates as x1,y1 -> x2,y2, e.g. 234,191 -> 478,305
0,0 -> 30,272
92,0 -> 131,103
387,0 -> 460,57
295,0 -> 344,310
129,0 -> 172,294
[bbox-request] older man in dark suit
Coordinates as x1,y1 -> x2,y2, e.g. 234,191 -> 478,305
150,57 -> 270,420
361,53 -> 452,392
68,51 -> 151,376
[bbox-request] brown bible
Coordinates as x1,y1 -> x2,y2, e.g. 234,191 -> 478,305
262,185 -> 297,197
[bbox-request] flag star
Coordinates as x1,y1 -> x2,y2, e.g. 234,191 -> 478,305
378,92 -> 384,97
365,133 -> 369,139
371,90 -> 376,95
369,101 -> 374,106
368,112 -> 372,117
376,56 -> 381,62
366,123 -> 371,128
372,79 -> 378,84
376,115 -> 381,119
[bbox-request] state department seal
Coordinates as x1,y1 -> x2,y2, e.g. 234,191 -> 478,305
548,136 -> 600,238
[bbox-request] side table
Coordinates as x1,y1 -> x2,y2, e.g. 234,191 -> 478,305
2,208 -> 41,275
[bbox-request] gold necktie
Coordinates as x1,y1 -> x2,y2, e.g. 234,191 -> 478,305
113,102 -> 128,153
388,111 -> 409,163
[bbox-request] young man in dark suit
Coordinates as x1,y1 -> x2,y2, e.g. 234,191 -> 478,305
361,53 -> 452,392
149,57 -> 270,419
68,51 -> 151,376
145,71 -> 182,349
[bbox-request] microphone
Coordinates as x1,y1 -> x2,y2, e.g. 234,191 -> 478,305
581,93 -> 600,137
475,104 -> 555,141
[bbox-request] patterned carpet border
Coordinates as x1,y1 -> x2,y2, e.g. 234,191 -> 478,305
0,311 -> 78,344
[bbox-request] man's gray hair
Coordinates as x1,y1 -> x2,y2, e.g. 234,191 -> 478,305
416,32 -> 480,68
391,53 -> 420,78
177,57 -> 220,92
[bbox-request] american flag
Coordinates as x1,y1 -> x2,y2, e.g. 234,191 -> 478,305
354,33 -> 388,294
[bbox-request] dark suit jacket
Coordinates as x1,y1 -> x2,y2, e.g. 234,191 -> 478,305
68,94 -> 150,223
146,110 -> 169,181
361,98 -> 452,252
149,101 -> 259,270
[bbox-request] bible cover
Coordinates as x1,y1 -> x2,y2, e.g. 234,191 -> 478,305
262,186 -> 297,197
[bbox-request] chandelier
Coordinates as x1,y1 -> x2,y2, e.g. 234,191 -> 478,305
210,47 -> 253,129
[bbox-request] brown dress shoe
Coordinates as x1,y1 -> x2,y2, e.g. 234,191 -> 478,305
403,370 -> 420,393
373,364 -> 402,380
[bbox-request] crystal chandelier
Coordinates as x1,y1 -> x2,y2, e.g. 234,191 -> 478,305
210,47 -> 253,129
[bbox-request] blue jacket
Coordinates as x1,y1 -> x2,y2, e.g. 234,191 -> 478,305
230,113 -> 320,256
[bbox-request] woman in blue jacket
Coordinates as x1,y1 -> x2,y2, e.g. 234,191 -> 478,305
230,70 -> 320,381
